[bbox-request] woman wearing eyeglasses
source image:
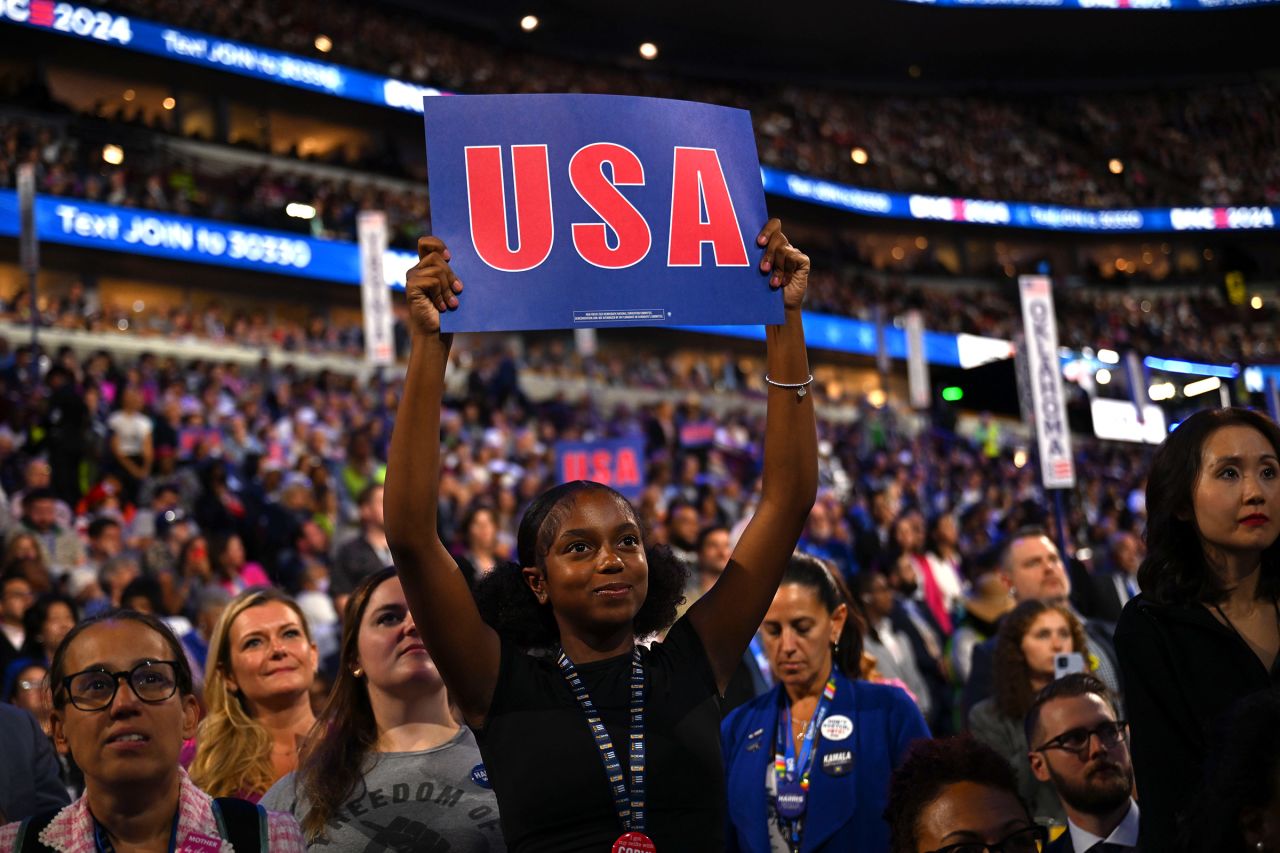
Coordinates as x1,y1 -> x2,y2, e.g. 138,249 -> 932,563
0,610 -> 305,852
968,600 -> 1094,827
885,735 -> 1048,853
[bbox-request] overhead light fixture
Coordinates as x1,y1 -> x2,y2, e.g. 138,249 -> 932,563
1148,382 -> 1176,401
1095,369 -> 1112,385
850,147 -> 869,165
1184,376 -> 1222,398
1108,158 -> 1124,175
162,97 -> 176,110
520,15 -> 539,31
123,89 -> 136,102
286,202 -> 317,220
638,42 -> 658,60
1097,349 -> 1119,364
101,144 -> 124,165
314,35 -> 333,52
1251,295 -> 1264,310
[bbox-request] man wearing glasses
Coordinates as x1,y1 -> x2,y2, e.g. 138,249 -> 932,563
1024,674 -> 1139,853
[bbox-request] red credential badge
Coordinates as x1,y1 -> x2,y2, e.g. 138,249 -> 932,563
612,831 -> 657,853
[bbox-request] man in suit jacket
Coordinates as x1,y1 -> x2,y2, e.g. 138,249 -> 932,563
962,529 -> 1122,721
1091,531 -> 1144,625
1025,674 -> 1139,853
0,702 -> 69,823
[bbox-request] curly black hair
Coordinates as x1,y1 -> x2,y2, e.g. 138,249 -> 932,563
1139,407 -> 1280,605
884,735 -> 1028,853
474,481 -> 689,649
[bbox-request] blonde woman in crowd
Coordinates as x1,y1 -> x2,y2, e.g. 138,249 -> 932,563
190,587 -> 319,801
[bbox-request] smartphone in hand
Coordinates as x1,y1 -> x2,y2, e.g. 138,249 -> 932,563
1054,652 -> 1086,680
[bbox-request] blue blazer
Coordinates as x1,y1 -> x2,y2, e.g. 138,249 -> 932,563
721,673 -> 930,853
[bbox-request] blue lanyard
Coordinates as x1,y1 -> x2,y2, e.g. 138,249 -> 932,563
557,646 -> 647,834
93,811 -> 180,853
772,674 -> 837,850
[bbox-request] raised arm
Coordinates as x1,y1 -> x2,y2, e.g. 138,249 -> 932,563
687,219 -> 818,692
384,236 -> 500,723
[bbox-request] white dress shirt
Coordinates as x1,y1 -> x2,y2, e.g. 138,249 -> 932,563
1067,798 -> 1140,853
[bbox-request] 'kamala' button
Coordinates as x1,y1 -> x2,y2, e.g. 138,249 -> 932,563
821,749 -> 854,776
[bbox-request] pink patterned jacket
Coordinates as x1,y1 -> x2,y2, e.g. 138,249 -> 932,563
0,770 -> 304,853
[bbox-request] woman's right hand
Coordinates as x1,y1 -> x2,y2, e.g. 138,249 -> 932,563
406,236 -> 464,336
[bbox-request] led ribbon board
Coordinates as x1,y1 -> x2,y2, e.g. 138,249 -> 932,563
0,189 -> 417,287
4,3 -> 1278,234
0,0 -> 444,112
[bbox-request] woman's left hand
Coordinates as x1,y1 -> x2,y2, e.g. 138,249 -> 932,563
757,218 -> 810,312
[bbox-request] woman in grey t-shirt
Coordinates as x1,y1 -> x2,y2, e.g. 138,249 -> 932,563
262,568 -> 504,852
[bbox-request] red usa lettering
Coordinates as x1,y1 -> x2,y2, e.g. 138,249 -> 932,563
464,143 -> 747,273
560,448 -> 641,489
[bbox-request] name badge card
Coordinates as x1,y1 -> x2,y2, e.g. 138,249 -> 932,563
423,94 -> 779,332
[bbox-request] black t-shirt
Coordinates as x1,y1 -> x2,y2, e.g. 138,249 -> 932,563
475,617 -> 724,852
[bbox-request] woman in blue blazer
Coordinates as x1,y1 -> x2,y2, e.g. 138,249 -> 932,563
722,554 -> 930,853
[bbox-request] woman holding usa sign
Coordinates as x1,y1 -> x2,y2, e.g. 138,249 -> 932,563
385,217 -> 816,852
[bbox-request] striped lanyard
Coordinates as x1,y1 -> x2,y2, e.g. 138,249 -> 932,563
558,646 -> 648,834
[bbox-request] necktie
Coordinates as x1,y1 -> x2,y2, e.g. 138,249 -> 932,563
1087,842 -> 1131,853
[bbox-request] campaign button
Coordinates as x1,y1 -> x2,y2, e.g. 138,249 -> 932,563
820,714 -> 854,741
775,781 -> 807,819
821,749 -> 854,776
470,764 -> 491,788
612,831 -> 657,853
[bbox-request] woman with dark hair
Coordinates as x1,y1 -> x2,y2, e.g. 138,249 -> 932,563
262,568 -> 503,850
853,570 -> 934,721
455,503 -> 507,582
208,532 -> 270,594
22,593 -> 78,664
385,221 -> 817,852
722,553 -> 929,852
1116,407 -> 1280,851
968,599 -> 1091,826
884,735 -> 1045,853
0,610 -> 304,851
1180,688 -> 1280,853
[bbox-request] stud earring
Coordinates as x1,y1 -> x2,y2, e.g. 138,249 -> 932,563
353,668 -> 363,678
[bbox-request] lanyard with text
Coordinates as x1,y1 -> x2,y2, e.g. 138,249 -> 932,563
773,673 -> 838,850
557,646 -> 656,853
